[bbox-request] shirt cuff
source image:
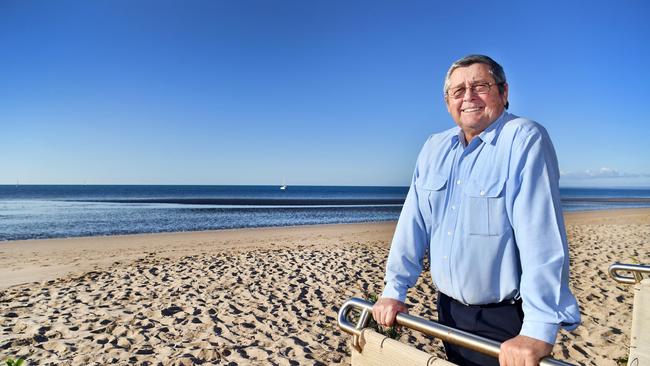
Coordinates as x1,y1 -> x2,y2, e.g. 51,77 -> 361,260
381,282 -> 408,303
519,321 -> 560,345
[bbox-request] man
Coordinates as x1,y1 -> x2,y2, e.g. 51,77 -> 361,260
372,55 -> 581,366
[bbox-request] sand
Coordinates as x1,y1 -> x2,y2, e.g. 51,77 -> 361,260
0,208 -> 649,365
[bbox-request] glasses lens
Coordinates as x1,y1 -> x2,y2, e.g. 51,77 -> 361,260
473,83 -> 490,94
448,82 -> 496,99
451,87 -> 465,99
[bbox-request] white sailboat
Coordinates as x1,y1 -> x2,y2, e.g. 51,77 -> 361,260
280,178 -> 287,190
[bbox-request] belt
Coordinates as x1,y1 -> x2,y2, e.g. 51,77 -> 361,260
441,291 -> 522,308
475,297 -> 522,308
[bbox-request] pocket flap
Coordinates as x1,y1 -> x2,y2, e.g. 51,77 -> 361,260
416,173 -> 447,191
465,179 -> 506,197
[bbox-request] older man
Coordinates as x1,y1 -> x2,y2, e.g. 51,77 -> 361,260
372,55 -> 581,366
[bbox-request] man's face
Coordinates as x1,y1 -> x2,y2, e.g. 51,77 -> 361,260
445,63 -> 508,142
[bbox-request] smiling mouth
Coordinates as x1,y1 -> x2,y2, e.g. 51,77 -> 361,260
461,107 -> 483,113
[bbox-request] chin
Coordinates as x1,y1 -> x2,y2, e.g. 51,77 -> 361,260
461,117 -> 488,127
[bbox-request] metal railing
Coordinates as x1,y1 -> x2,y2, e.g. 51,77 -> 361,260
609,263 -> 650,284
338,297 -> 575,366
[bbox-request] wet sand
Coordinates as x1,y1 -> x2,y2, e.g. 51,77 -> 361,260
1,208 -> 648,365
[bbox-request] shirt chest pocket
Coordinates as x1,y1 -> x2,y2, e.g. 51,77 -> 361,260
464,179 -> 509,236
415,173 -> 447,233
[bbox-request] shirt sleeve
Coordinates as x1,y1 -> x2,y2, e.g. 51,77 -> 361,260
507,125 -> 581,344
382,146 -> 431,303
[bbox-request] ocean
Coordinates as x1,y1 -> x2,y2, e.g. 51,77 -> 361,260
1,185 -> 649,241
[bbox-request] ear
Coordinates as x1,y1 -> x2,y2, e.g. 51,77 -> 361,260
445,94 -> 452,114
501,83 -> 509,107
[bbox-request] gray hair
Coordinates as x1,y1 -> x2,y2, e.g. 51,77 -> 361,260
444,54 -> 509,109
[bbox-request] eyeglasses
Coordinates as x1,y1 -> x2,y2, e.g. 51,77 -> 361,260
446,82 -> 503,99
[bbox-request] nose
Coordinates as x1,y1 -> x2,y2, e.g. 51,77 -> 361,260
462,85 -> 478,101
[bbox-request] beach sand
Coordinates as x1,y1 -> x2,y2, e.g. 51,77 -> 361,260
1,208 -> 648,365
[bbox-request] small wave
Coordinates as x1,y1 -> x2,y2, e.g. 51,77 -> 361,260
65,198 -> 406,206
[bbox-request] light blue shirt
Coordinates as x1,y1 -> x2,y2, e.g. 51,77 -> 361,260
382,112 -> 581,344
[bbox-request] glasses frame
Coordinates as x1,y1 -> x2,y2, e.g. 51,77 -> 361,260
446,82 -> 504,100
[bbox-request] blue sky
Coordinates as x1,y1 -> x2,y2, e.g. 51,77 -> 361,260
1,0 -> 649,187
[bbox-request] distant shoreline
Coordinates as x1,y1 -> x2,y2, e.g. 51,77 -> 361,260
562,197 -> 650,203
59,196 -> 650,205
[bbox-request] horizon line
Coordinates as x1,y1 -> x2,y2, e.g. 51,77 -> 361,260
2,183 -> 650,190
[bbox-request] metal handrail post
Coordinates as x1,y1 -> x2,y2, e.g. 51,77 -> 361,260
609,263 -> 650,284
338,297 -> 576,366
351,307 -> 371,351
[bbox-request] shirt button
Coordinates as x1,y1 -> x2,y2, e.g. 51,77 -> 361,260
456,180 -> 461,185
480,190 -> 485,196
451,205 -> 456,210
443,256 -> 448,260
447,231 -> 452,236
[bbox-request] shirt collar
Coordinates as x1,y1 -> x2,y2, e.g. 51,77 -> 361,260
450,128 -> 461,149
478,111 -> 507,145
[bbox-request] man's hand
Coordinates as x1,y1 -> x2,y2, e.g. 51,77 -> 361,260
499,335 -> 553,366
371,297 -> 408,327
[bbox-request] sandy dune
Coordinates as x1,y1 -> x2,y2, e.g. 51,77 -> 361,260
1,208 -> 648,365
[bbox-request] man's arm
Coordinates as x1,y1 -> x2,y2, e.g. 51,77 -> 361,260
373,149 -> 430,326
500,123 -> 581,364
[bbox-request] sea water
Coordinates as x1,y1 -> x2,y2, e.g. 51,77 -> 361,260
1,185 -> 649,241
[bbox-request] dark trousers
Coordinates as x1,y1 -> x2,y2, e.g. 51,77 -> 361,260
437,292 -> 524,366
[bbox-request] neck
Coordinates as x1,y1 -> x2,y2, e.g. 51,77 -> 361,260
461,111 -> 506,145
463,131 -> 479,145
460,126 -> 485,146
